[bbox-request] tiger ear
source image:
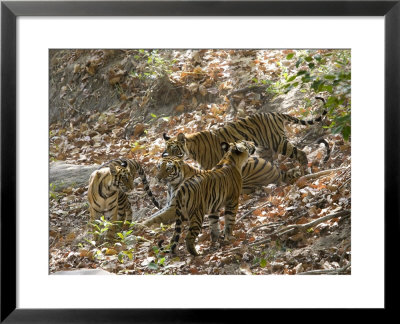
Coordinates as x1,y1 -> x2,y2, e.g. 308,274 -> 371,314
163,133 -> 170,141
221,142 -> 230,152
234,145 -> 244,153
177,133 -> 186,143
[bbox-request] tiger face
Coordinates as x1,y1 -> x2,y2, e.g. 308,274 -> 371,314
221,140 -> 256,168
109,159 -> 134,191
156,156 -> 184,186
162,133 -> 188,159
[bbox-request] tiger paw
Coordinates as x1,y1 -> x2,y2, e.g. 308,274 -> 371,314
209,240 -> 220,250
222,234 -> 235,244
210,231 -> 221,243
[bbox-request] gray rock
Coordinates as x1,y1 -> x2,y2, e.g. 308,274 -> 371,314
49,161 -> 99,191
51,269 -> 113,275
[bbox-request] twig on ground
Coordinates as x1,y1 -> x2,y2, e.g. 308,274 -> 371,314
298,262 -> 351,275
246,221 -> 284,234
227,210 -> 351,254
299,167 -> 347,181
339,242 -> 351,266
237,201 -> 271,222
275,210 -> 350,237
337,177 -> 351,191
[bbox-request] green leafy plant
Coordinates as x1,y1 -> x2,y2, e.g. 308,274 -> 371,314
49,183 -> 59,200
118,248 -> 134,264
279,50 -> 351,140
88,215 -> 119,241
130,49 -> 174,81
147,246 -> 166,270
116,230 -> 136,245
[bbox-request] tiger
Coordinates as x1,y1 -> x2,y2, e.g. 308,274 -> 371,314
159,140 -> 256,256
141,155 -> 301,228
141,155 -> 206,228
162,97 -> 329,170
87,158 -> 160,225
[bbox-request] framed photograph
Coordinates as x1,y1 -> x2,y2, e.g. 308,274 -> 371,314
1,0 -> 397,321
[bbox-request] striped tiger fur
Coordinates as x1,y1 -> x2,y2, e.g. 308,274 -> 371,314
162,97 -> 329,169
159,140 -> 256,256
87,158 -> 160,224
141,155 -> 301,228
141,156 -> 205,228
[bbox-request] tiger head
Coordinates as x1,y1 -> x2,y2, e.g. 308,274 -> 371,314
156,156 -> 184,186
162,133 -> 189,159
219,140 -> 256,170
109,159 -> 134,191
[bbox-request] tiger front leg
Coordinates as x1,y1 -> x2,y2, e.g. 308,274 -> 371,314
185,212 -> 204,256
117,191 -> 131,222
167,217 -> 183,254
222,204 -> 238,243
208,214 -> 220,244
89,206 -> 97,223
88,207 -> 100,236
106,206 -> 119,239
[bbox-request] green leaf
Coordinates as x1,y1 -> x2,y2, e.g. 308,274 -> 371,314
147,261 -> 158,270
342,125 -> 351,141
308,63 -> 315,69
287,75 -> 296,82
260,258 -> 267,268
301,73 -> 312,83
331,125 -> 343,134
150,113 -> 157,118
117,233 -> 124,239
311,80 -> 324,92
324,75 -> 336,80
305,56 -> 313,62
286,53 -> 295,60
118,252 -> 125,263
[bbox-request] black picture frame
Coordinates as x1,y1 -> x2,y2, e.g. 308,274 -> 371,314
1,0 -> 398,322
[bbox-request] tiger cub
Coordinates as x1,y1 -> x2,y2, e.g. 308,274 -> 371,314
87,158 -> 160,224
162,97 -> 329,170
141,156 -> 205,228
142,156 -> 301,228
159,140 -> 255,256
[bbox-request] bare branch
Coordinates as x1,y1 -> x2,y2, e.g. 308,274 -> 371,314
237,201 -> 271,222
276,210 -> 350,235
298,262 -> 351,275
299,167 -> 347,181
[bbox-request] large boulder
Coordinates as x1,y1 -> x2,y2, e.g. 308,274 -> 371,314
49,161 -> 99,191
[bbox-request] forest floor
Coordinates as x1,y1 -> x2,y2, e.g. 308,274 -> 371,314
49,49 -> 351,275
